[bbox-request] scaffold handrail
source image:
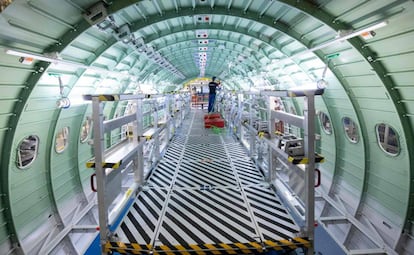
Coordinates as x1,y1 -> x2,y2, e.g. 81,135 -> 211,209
243,88 -> 325,98
83,93 -> 165,101
86,139 -> 142,169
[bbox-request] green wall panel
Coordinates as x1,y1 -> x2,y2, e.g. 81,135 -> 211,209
365,183 -> 406,224
390,72 -> 414,85
54,178 -> 79,202
352,88 -> 389,99
397,87 -> 414,100
0,198 -> 10,243
382,53 -> 414,71
25,99 -> 59,112
0,101 -> 15,115
343,75 -> 384,87
9,120 -> 54,239
18,110 -> 57,125
0,87 -> 22,99
370,161 -> 409,189
11,186 -> 49,214
358,100 -> 398,113
0,68 -> 33,84
9,168 -> 48,200
13,199 -> 53,239
335,63 -> 374,77
0,115 -> 10,129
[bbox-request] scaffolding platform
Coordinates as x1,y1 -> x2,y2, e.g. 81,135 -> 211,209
106,110 -> 309,254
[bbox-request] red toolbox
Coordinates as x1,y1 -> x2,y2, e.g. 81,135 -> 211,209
204,118 -> 225,128
204,113 -> 221,120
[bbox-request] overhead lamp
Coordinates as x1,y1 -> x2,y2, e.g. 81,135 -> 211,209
5,48 -> 135,80
291,20 -> 388,59
5,49 -> 59,63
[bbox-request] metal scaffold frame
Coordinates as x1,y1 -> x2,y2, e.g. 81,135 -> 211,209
222,88 -> 325,255
84,92 -> 190,254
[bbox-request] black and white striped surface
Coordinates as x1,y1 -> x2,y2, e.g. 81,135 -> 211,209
110,110 -> 306,254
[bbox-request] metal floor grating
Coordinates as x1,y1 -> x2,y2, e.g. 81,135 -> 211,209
106,110 -> 309,254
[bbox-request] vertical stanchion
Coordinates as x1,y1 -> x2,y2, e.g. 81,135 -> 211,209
92,96 -> 108,254
249,95 -> 256,157
267,96 -> 275,183
166,95 -> 171,142
236,93 -> 243,138
135,98 -> 144,185
153,101 -> 160,161
304,92 -> 315,255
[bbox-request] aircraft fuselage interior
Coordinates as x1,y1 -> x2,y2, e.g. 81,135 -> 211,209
0,0 -> 413,254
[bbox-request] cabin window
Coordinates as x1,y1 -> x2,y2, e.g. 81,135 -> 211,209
318,111 -> 332,134
16,135 -> 39,169
343,117 -> 359,143
80,117 -> 92,143
376,123 -> 399,156
55,127 -> 70,153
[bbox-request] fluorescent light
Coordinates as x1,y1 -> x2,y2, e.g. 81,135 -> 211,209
266,19 -> 389,71
291,20 -> 388,59
6,48 -> 98,70
5,48 -> 182,80
5,49 -> 57,63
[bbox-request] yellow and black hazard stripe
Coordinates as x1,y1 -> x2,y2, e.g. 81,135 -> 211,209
287,156 -> 309,165
264,238 -> 310,251
287,91 -> 297,97
287,154 -> 324,165
98,94 -> 120,101
86,160 -> 122,169
105,242 -> 152,254
82,94 -> 121,101
292,237 -> 311,248
144,134 -> 153,141
105,240 -> 309,255
151,242 -> 263,255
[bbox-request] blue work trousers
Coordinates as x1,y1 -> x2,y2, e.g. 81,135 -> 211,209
208,93 -> 216,113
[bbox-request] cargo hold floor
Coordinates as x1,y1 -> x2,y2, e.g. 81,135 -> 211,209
106,110 -> 309,254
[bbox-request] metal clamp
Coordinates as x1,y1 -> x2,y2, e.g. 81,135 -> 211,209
90,173 -> 97,192
315,169 -> 321,188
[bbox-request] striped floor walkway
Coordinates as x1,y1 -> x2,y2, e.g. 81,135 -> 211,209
106,110 -> 309,254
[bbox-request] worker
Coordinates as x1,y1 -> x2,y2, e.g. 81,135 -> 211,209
208,76 -> 220,113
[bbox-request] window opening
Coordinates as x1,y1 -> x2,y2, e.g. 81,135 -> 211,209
319,111 -> 332,134
56,127 -> 70,153
343,117 -> 359,143
376,123 -> 399,156
80,117 -> 92,143
16,135 -> 39,168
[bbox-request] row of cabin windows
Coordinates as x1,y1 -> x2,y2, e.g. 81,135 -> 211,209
16,118 -> 92,169
318,112 -> 400,156
15,113 -> 400,169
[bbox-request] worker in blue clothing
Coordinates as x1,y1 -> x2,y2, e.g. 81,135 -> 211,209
208,76 -> 220,113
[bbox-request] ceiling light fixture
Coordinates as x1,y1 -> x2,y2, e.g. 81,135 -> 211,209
5,48 -> 135,79
291,20 -> 388,59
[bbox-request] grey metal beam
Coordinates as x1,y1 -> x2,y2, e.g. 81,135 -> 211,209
104,113 -> 136,132
271,111 -> 304,129
348,249 -> 387,255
